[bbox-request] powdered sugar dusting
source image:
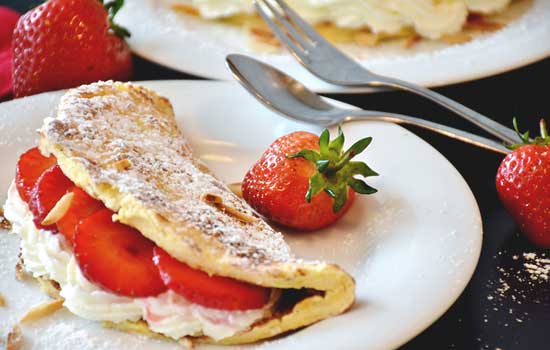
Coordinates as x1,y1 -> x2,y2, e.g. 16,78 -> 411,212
41,81 -> 292,266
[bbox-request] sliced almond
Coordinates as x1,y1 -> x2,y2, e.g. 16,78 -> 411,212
37,277 -> 62,299
6,324 -> 23,350
41,192 -> 74,226
15,258 -> 28,281
0,208 -> 11,230
249,26 -> 274,39
0,292 -> 6,307
227,182 -> 243,198
249,26 -> 281,47
20,298 -> 64,324
172,3 -> 200,17
203,193 -> 257,223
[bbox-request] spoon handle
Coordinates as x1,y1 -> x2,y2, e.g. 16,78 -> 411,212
371,77 -> 519,144
346,110 -> 510,155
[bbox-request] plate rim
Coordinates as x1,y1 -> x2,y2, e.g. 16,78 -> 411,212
117,0 -> 550,93
0,80 -> 483,349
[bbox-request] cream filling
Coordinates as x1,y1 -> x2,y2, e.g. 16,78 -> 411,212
174,0 -> 510,39
4,182 -> 267,340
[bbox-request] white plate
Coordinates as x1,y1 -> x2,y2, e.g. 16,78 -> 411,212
117,0 -> 550,93
0,81 -> 482,349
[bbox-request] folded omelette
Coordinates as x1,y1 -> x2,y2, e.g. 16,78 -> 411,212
6,81 -> 355,345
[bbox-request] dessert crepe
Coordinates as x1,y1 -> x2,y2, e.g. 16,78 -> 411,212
5,81 -> 355,345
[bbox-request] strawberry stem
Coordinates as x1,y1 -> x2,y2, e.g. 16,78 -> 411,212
101,0 -> 131,38
288,127 -> 378,213
507,117 -> 550,150
541,119 -> 549,139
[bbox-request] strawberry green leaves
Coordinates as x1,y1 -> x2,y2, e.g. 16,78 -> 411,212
288,127 -> 378,212
507,117 -> 550,150
102,0 -> 131,38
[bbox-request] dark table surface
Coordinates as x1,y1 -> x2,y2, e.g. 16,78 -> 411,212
3,1 -> 550,349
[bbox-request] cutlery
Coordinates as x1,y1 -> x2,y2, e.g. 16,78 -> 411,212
226,54 -> 510,155
253,0 -> 518,144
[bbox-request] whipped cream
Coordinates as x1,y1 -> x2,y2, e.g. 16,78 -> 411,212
4,182 -> 267,340
175,0 -> 510,39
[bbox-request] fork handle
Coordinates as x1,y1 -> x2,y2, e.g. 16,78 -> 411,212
369,77 -> 518,144
346,110 -> 510,155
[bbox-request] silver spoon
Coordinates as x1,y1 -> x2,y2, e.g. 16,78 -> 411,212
226,54 -> 510,155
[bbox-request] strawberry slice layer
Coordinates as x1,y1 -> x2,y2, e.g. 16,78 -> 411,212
16,147 -> 57,203
153,247 -> 270,310
75,209 -> 166,297
57,187 -> 104,246
29,165 -> 74,230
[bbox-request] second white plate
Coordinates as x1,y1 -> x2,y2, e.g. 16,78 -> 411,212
117,0 -> 550,92
0,81 -> 482,349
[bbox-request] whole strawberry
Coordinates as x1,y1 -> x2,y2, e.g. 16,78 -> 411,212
12,0 -> 132,98
242,128 -> 378,231
496,118 -> 550,247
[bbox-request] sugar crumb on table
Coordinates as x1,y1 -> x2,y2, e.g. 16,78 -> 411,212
477,248 -> 550,348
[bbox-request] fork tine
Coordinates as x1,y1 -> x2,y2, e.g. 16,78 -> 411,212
254,1 -> 308,61
271,0 -> 327,43
257,0 -> 313,49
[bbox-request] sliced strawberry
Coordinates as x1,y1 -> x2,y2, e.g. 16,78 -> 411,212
29,165 -> 74,230
57,187 -> 104,246
153,247 -> 270,310
15,147 -> 57,203
74,209 -> 166,297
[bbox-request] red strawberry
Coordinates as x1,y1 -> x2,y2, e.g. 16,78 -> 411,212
242,128 -> 378,230
12,0 -> 132,98
0,6 -> 20,99
75,209 -> 166,297
153,247 -> 269,310
15,147 -> 57,203
29,165 -> 74,230
57,187 -> 105,246
496,119 -> 550,247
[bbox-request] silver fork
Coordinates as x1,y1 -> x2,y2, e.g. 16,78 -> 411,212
254,0 -> 519,144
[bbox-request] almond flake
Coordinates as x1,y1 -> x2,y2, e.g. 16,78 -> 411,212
20,299 -> 64,324
203,193 -> 258,223
6,325 -> 23,350
0,293 -> 6,307
41,192 -> 74,226
249,26 -> 281,47
37,277 -> 62,299
0,208 -> 11,230
228,182 -> 243,198
15,259 -> 28,281
172,3 -> 200,17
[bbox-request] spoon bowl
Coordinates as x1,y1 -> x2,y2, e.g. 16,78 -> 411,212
226,54 -> 509,155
